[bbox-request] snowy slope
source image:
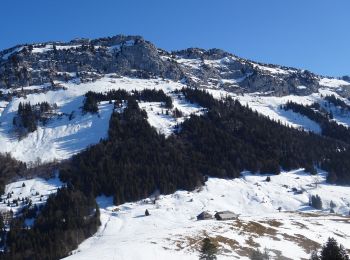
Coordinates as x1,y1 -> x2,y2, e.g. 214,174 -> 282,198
0,71 -> 349,164
319,78 -> 350,89
0,175 -> 62,218
207,79 -> 350,133
138,93 -> 204,137
0,77 -> 188,163
64,169 -> 350,260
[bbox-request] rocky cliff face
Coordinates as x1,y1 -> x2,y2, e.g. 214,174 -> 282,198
173,48 -> 320,96
0,35 -> 183,90
0,35 -> 335,96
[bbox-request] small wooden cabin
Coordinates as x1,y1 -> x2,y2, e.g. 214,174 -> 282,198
197,211 -> 213,220
214,211 -> 238,221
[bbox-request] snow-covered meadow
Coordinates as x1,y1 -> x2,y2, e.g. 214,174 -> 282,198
0,175 -> 63,220
64,169 -> 350,260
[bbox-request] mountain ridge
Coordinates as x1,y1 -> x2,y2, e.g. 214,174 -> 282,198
1,34 -> 348,97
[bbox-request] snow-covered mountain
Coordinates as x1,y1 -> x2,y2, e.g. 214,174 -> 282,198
1,35 -> 350,96
0,35 -> 349,164
0,35 -> 350,260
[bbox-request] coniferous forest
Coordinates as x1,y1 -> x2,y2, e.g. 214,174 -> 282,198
0,154 -> 26,194
283,101 -> 350,144
60,88 -> 350,206
0,187 -> 100,260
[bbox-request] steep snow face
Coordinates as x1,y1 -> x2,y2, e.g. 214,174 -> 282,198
138,93 -> 205,137
207,83 -> 350,133
207,89 -> 324,133
319,77 -> 350,89
0,77 -> 188,163
64,169 -> 350,260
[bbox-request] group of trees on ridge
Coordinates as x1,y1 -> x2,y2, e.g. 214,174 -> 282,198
82,88 -> 172,114
324,94 -> 350,112
283,101 -> 350,144
13,101 -> 54,133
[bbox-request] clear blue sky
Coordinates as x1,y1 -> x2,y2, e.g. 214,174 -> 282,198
1,0 -> 349,77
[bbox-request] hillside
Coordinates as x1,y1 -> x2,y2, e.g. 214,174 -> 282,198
0,35 -> 349,165
65,170 -> 350,260
0,35 -> 349,260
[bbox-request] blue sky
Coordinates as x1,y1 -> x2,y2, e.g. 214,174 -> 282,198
1,0 -> 349,77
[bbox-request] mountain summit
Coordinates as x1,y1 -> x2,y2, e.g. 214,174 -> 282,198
2,35 -> 348,96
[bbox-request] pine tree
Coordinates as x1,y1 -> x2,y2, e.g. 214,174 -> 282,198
330,200 -> 336,210
320,237 -> 349,260
0,215 -> 4,231
199,237 -> 217,260
311,195 -> 322,210
250,248 -> 270,260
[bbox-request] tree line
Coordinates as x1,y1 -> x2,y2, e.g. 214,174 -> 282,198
282,101 -> 350,144
13,101 -> 54,133
82,88 -> 172,114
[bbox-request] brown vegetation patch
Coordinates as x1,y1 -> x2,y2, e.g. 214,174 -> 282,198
238,221 -> 279,239
211,235 -> 257,258
261,219 -> 283,228
174,235 -> 202,251
211,235 -> 239,250
245,237 -> 260,248
291,221 -> 308,230
282,233 -> 320,254
294,211 -> 321,218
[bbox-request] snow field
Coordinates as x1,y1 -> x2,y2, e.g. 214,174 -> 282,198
65,169 -> 350,260
0,77 -> 188,163
0,175 -> 63,223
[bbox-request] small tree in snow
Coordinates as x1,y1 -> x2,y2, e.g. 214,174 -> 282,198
310,195 -> 322,210
199,237 -> 217,260
310,250 -> 320,260
316,237 -> 350,260
330,200 -> 336,210
313,175 -> 321,189
250,247 -> 270,260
